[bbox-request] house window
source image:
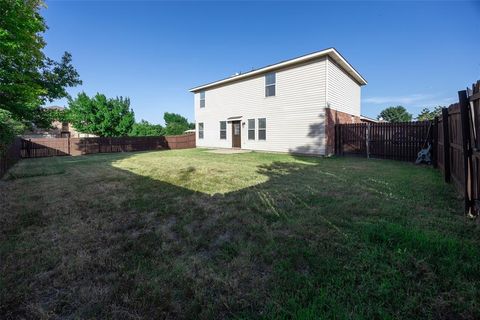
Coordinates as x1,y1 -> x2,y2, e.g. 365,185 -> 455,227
220,121 -> 226,139
198,122 -> 204,139
248,119 -> 255,140
258,118 -> 266,140
265,73 -> 276,97
200,91 -> 205,108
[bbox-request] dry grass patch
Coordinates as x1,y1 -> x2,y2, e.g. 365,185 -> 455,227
1,149 -> 479,319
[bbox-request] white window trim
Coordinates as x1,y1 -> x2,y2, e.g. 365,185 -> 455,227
198,122 -> 204,139
265,73 -> 276,97
258,118 -> 266,140
200,91 -> 205,108
248,119 -> 255,140
220,121 -> 226,140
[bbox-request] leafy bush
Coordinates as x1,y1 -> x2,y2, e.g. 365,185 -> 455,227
0,109 -> 25,151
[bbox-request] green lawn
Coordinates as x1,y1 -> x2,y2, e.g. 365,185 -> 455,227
1,149 -> 479,319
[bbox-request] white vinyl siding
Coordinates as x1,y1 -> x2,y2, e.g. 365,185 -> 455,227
326,57 -> 361,116
193,55 -> 362,155
194,58 -> 328,154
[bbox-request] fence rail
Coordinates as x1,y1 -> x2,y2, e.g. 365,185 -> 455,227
335,121 -> 432,162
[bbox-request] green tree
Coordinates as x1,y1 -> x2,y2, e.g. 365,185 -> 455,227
129,120 -> 165,137
68,93 -> 135,137
378,106 -> 412,123
163,112 -> 193,135
0,0 -> 81,129
416,106 -> 443,121
0,110 -> 25,150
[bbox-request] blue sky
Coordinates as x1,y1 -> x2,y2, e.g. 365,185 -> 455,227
43,1 -> 480,124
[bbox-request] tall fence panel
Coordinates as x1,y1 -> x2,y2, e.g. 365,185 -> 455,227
0,138 -> 22,178
467,81 -> 480,215
336,121 -> 432,162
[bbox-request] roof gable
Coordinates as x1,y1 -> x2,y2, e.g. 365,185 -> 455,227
189,48 -> 366,93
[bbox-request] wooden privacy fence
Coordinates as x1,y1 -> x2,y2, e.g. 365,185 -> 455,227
335,121 -> 432,162
20,133 -> 196,158
435,82 -> 480,216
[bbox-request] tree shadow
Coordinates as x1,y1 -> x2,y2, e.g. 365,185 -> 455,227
0,149 -> 467,319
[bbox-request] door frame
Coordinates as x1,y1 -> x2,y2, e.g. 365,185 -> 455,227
231,120 -> 241,148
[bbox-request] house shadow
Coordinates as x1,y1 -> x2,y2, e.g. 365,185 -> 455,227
2,149 -> 351,318
1,149 -> 460,319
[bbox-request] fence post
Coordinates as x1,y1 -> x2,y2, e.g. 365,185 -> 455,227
442,108 -> 451,183
366,123 -> 370,159
432,117 -> 438,168
459,90 -> 473,216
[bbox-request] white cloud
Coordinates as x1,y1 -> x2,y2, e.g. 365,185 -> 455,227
362,93 -> 455,108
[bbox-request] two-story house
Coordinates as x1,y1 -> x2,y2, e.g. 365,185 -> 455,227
190,48 -> 367,155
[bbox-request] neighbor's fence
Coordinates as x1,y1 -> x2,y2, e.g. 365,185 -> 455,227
20,133 -> 196,158
0,138 -> 22,178
335,121 -> 432,162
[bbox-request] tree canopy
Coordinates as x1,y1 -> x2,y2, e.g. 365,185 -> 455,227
416,106 -> 443,121
163,112 -> 194,135
0,0 -> 81,147
68,93 -> 135,137
129,120 -> 165,137
378,106 -> 412,123
0,0 -> 81,124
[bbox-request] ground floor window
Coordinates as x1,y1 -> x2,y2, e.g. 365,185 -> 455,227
248,119 -> 255,140
220,121 -> 226,139
258,118 -> 266,140
198,122 -> 204,139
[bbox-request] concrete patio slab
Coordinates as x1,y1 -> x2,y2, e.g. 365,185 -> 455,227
206,149 -> 252,154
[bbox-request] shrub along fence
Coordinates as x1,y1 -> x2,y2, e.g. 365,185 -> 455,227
335,81 -> 480,216
0,133 -> 196,178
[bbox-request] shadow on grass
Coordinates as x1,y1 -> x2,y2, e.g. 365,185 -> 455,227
1,150 -> 477,320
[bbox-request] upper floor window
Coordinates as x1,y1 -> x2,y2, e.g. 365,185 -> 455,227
200,91 -> 205,108
258,118 -> 266,140
248,119 -> 255,140
198,122 -> 204,139
220,121 -> 226,140
265,73 -> 276,97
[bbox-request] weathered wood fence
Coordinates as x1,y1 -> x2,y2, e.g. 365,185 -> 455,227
335,121 -> 432,162
335,81 -> 480,216
435,82 -> 480,216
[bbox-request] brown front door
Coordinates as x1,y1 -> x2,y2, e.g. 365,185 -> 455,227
232,121 -> 241,148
